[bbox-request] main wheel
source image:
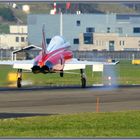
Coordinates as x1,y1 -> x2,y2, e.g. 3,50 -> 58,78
81,77 -> 86,88
17,78 -> 22,88
60,70 -> 64,77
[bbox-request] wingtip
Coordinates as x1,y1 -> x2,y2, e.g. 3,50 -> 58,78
115,61 -> 120,64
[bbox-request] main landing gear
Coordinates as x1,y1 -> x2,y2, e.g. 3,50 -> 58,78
16,69 -> 86,88
17,69 -> 22,88
80,69 -> 86,88
60,70 -> 64,77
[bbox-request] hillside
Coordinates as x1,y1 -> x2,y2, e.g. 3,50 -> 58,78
11,3 -> 138,24
0,2 -> 138,33
58,3 -> 137,14
96,3 -> 136,13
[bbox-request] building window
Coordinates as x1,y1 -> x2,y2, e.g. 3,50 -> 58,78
133,27 -> 140,33
83,33 -> 93,44
122,41 -> 125,46
73,38 -> 79,44
119,41 -> 121,46
16,37 -> 19,42
107,27 -> 111,33
116,14 -> 130,20
138,41 -> 140,46
76,20 -> 80,26
86,27 -> 95,33
116,27 -> 123,34
120,40 -> 125,46
21,37 -> 25,42
109,41 -> 115,51
46,38 -> 51,44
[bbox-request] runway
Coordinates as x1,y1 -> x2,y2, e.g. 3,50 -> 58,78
0,85 -> 139,118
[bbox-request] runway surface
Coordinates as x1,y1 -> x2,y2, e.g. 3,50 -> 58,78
0,85 -> 139,118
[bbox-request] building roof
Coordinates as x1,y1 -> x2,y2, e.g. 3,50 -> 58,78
12,44 -> 42,54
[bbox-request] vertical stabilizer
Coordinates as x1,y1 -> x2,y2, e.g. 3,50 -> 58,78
41,24 -> 47,57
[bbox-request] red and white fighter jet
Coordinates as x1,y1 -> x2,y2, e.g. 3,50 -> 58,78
0,25 -> 118,88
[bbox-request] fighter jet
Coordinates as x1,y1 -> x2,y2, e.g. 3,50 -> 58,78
0,25 -> 118,88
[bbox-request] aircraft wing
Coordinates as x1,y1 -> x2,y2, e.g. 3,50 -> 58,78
64,58 -> 119,71
0,58 -> 119,71
0,60 -> 34,71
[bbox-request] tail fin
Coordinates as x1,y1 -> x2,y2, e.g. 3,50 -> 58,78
41,24 -> 47,57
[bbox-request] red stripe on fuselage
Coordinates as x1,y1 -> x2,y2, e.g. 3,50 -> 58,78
36,47 -> 73,68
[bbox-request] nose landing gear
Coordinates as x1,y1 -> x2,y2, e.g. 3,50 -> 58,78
17,69 -> 22,88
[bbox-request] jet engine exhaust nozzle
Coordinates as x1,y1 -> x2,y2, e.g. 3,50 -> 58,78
41,65 -> 50,73
31,66 -> 41,74
42,61 -> 53,73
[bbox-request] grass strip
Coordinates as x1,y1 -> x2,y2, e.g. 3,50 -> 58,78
0,111 -> 139,137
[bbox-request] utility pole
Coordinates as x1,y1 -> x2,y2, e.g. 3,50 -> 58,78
60,11 -> 63,36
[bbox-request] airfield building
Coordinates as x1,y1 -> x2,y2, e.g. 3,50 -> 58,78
27,13 -> 140,51
0,25 -> 28,49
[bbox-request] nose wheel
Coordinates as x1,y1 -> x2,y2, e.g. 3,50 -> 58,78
17,69 -> 22,88
80,69 -> 86,88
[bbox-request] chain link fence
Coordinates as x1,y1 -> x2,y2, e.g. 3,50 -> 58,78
73,51 -> 140,61
1,49 -> 140,61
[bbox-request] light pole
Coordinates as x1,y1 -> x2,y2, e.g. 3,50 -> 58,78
59,8 -> 63,36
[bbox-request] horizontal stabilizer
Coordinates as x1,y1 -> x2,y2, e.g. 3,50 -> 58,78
64,58 -> 118,71
64,63 -> 86,70
13,63 -> 33,70
0,60 -> 34,71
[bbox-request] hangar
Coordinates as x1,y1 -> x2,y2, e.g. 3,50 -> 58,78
11,44 -> 41,60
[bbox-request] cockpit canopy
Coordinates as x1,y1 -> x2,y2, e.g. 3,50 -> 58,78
47,36 -> 70,52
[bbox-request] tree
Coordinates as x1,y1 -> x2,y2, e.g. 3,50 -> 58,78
0,7 -> 15,21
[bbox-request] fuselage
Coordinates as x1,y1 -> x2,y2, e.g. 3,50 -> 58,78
31,36 -> 73,74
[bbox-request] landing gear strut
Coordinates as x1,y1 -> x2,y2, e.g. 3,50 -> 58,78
80,69 -> 86,88
60,70 -> 64,77
17,69 -> 22,88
